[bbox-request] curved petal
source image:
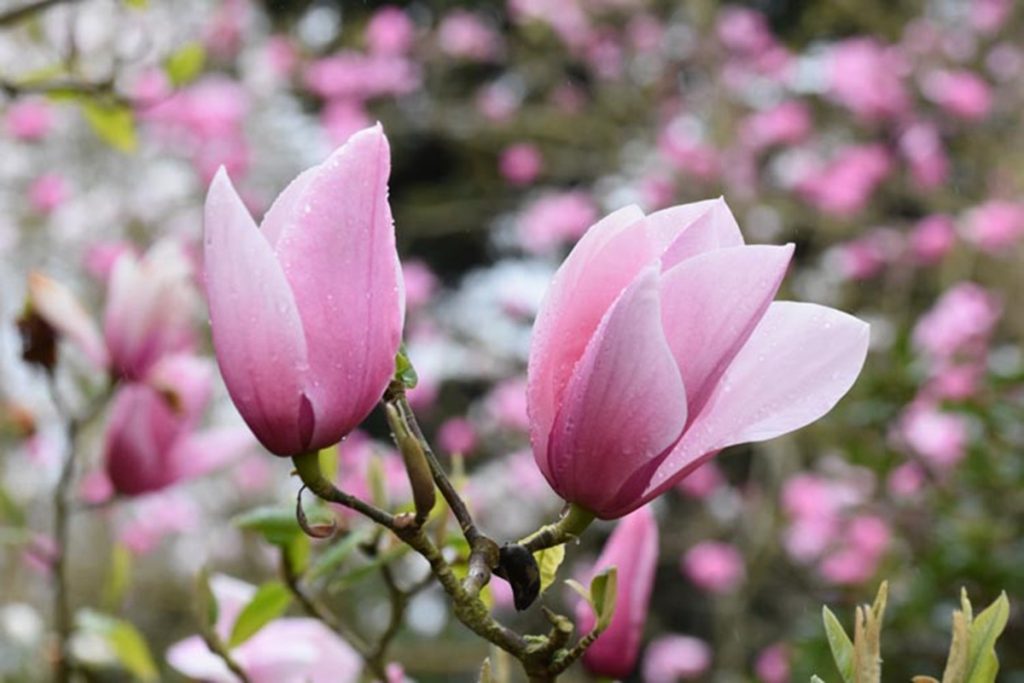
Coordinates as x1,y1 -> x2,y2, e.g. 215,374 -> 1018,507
527,204 -> 649,479
646,197 -> 744,269
643,301 -> 870,502
204,168 -> 310,456
546,268 -> 686,516
27,272 -> 108,368
169,426 -> 255,482
659,244 -> 794,421
269,124 -> 404,447
166,636 -> 236,683
104,385 -> 181,496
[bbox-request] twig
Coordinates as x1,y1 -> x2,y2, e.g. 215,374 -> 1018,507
198,631 -> 252,683
520,504 -> 595,554
0,0 -> 80,28
48,375 -> 76,683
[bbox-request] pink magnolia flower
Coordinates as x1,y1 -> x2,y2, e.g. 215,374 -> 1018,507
486,376 -> 529,432
104,241 -> 197,380
499,143 -> 543,186
103,355 -> 252,496
204,125 -> 404,456
577,506 -> 659,679
682,541 -> 745,594
528,199 -> 869,518
642,635 -> 712,682
26,272 -> 108,368
401,259 -> 438,311
365,6 -> 415,56
167,575 -> 362,683
83,241 -> 138,284
827,38 -> 909,122
921,69 -> 993,121
5,98 -> 54,141
28,173 -> 68,214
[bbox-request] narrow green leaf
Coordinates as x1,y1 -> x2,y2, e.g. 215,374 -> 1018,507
306,530 -> 369,580
534,543 -> 565,595
123,0 -> 148,7
0,486 -> 26,526
590,567 -> 618,631
164,42 -> 205,87
478,657 -> 493,683
233,505 -> 333,546
81,102 -> 137,152
76,610 -> 157,681
228,581 -> 292,648
941,610 -> 969,683
108,620 -> 159,681
284,534 -> 311,575
964,593 -> 1010,683
394,345 -> 418,389
195,567 -> 218,631
823,606 -> 856,683
102,544 -> 132,611
811,676 -> 827,683
564,578 -> 590,604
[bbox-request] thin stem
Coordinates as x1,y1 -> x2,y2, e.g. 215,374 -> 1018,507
292,452 -> 397,530
0,0 -> 80,27
520,504 -> 596,554
48,375 -> 76,683
199,632 -> 252,683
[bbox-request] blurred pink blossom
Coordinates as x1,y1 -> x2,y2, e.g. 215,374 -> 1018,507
819,515 -> 890,585
438,417 -> 478,455
303,53 -> 419,100
438,11 -> 503,61
476,81 -> 522,122
5,98 -> 53,141
899,121 -> 949,190
117,492 -> 200,554
486,377 -> 529,432
971,0 -> 1014,33
828,38 -> 910,122
499,143 -> 543,186
168,575 -> 362,682
682,541 -> 745,594
27,174 -> 68,214
365,6 -> 415,56
83,241 -> 138,284
642,635 -> 712,682
517,190 -> 598,253
921,69 -> 993,121
674,460 -> 725,499
755,644 -> 790,683
888,462 -> 926,497
321,99 -> 371,146
402,259 -> 439,311
962,200 -> 1024,252
913,282 -> 1001,360
796,144 -> 892,217
833,229 -> 901,281
716,7 -> 776,57
508,0 -> 591,49
658,124 -> 721,180
908,215 -> 956,265
740,101 -> 812,153
899,404 -> 969,471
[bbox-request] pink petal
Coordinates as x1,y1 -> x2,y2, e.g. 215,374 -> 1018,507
659,244 -> 794,419
269,124 -> 404,446
644,302 -> 869,502
27,272 -> 108,368
527,204 -> 648,480
646,197 -> 744,268
204,168 -> 310,456
546,267 -> 686,516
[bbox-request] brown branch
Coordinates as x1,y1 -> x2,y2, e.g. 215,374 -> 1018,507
0,0 -> 81,28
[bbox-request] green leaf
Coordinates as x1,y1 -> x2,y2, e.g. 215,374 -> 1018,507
195,567 -> 218,631
164,42 -> 205,87
80,102 -> 137,152
307,530 -> 369,581
329,545 -> 410,592
964,592 -> 1010,683
233,505 -> 333,546
590,567 -> 618,631
564,578 -> 590,603
0,486 -> 25,526
478,657 -> 493,683
123,0 -> 148,7
77,610 -> 157,681
228,581 -> 292,648
811,677 -> 828,683
101,544 -> 132,611
823,605 -> 856,683
283,534 -> 311,575
533,543 -> 565,595
394,345 -> 418,389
